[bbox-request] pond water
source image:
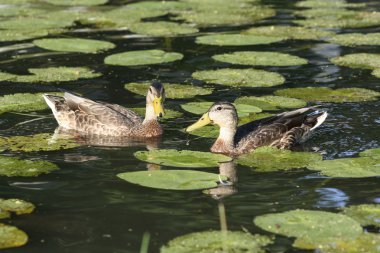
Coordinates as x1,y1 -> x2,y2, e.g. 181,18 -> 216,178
0,0 -> 380,252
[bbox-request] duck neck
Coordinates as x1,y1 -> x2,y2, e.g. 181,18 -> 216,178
211,126 -> 236,154
143,103 -> 157,124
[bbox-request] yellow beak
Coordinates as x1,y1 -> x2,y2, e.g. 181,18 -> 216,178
153,97 -> 165,117
186,113 -> 211,132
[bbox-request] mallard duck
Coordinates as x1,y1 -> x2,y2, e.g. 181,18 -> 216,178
43,82 -> 165,138
186,102 -> 327,156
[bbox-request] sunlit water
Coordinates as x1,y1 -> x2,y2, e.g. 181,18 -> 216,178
0,0 -> 380,252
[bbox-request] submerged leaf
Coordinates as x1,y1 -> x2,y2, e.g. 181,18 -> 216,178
117,170 -> 227,190
0,223 -> 28,249
192,68 -> 285,87
33,38 -> 115,53
319,233 -> 380,253
0,156 -> 58,177
161,230 -> 272,253
275,87 -> 380,103
196,34 -> 283,46
124,82 -> 213,99
0,93 -> 62,114
341,204 -> 380,227
0,199 -> 35,215
104,50 -> 183,66
235,95 -> 307,110
254,209 -> 363,249
331,53 -> 380,70
181,102 -> 262,116
213,51 -> 308,66
329,33 -> 380,46
237,146 -> 322,171
129,21 -> 198,36
134,149 -> 231,168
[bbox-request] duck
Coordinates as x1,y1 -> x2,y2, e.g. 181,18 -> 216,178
186,101 -> 327,156
43,82 -> 165,138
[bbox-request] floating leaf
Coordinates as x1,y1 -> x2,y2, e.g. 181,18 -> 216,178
329,33 -> 380,46
0,30 -> 48,42
0,223 -> 28,249
134,149 -> 231,168
124,82 -> 213,99
275,87 -> 380,103
244,25 -> 334,40
308,157 -> 380,178
320,233 -> 380,253
0,210 -> 10,220
0,16 -> 74,30
117,170 -> 227,190
196,34 -> 283,46
0,199 -> 35,215
126,1 -> 190,12
130,108 -> 183,119
213,51 -> 308,66
254,209 -> 363,249
0,156 -> 58,177
295,0 -> 366,8
359,148 -> 380,158
104,50 -> 183,66
42,0 -> 108,6
192,68 -> 285,87
235,96 -> 307,110
237,146 -> 322,171
161,230 -> 272,253
181,102 -> 262,116
33,38 -> 115,53
341,204 -> 380,227
129,21 -> 198,36
331,53 -> 380,70
372,69 -> 380,78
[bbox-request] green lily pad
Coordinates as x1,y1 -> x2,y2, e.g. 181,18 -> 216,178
254,209 -> 363,249
196,34 -> 284,46
0,93 -> 62,115
235,96 -> 307,110
308,157 -> 380,178
213,51 -> 308,66
134,149 -> 231,168
0,133 -> 79,152
0,223 -> 28,249
0,199 -> 35,215
341,204 -> 380,227
295,0 -> 366,8
42,0 -> 108,6
180,102 -> 262,116
161,230 -> 272,253
192,68 -> 285,87
319,233 -> 380,253
237,146 -> 322,172
129,21 -> 198,37
275,87 -> 380,103
124,82 -> 213,99
0,16 -> 74,31
0,156 -> 58,177
0,30 -> 48,42
130,108 -> 183,119
0,210 -> 10,220
329,33 -> 380,46
104,50 -> 183,66
331,53 -> 380,70
372,69 -> 380,78
244,25 -> 334,40
117,170 -> 227,190
33,38 -> 115,53
126,1 -> 190,12
359,148 -> 380,158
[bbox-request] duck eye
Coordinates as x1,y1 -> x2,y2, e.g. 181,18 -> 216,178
217,106 -> 222,111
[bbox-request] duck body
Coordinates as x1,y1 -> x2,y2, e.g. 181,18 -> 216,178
187,102 -> 328,156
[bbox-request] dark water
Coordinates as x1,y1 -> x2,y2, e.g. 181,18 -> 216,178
1,0 -> 380,252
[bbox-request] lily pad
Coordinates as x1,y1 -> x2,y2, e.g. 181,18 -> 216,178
372,69 -> 380,78
244,25 -> 334,40
161,230 -> 272,253
0,199 -> 35,215
117,170 -> 227,190
0,223 -> 28,249
126,1 -> 190,12
254,209 -> 363,249
0,210 -> 10,220
341,204 -> 380,227
129,21 -> 198,36
319,233 -> 380,253
213,51 -> 308,66
42,0 -> 108,6
331,53 -> 380,70
0,156 -> 58,177
237,146 -> 322,172
124,82 -> 213,99
359,148 -> 380,158
192,68 -> 285,87
196,34 -> 283,46
33,38 -> 115,53
180,102 -> 262,116
0,133 -> 79,152
130,108 -> 183,119
104,50 -> 183,66
275,87 -> 380,103
0,30 -> 48,42
235,96 -> 307,110
134,149 -> 231,168
307,157 -> 380,178
295,0 -> 366,8
329,33 -> 380,47
0,16 -> 74,31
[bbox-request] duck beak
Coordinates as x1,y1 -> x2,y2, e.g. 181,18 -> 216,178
186,113 -> 211,132
153,97 -> 165,117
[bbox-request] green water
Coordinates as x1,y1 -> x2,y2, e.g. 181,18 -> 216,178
0,0 -> 380,252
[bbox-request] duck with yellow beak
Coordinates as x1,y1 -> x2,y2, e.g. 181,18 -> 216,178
43,81 -> 166,138
186,101 -> 327,156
